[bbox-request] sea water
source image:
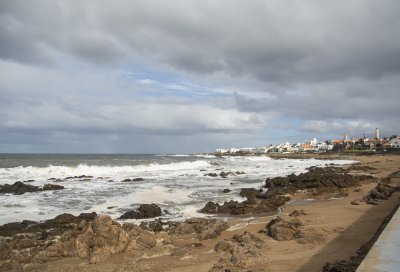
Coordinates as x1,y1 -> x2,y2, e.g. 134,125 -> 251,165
0,154 -> 356,225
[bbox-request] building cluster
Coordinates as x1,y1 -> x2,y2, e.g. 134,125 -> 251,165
215,129 -> 400,155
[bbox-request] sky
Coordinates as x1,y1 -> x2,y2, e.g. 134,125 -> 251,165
0,0 -> 399,154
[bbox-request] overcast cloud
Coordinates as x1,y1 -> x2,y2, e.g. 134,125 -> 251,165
0,0 -> 399,153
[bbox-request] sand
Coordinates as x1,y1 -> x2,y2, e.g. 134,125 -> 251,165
24,154 -> 400,272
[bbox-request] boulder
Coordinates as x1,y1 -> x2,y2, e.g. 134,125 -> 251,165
199,201 -> 253,215
222,189 -> 231,193
0,181 -> 41,195
264,166 -> 375,195
120,203 -> 162,219
365,183 -> 398,204
168,218 -> 228,240
42,183 -> 65,191
219,171 -> 236,178
266,216 -> 302,241
253,195 -> 290,214
121,178 -> 144,182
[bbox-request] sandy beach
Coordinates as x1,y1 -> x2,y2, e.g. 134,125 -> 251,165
1,154 -> 399,272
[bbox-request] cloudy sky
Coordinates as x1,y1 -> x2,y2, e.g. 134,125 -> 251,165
0,0 -> 399,153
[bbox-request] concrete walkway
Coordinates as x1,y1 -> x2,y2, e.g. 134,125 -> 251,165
357,203 -> 400,271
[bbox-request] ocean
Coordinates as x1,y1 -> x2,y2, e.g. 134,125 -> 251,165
0,154 -> 355,225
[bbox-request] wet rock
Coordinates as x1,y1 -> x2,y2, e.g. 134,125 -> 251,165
204,173 -> 218,177
42,183 -> 65,191
239,188 -> 262,201
199,201 -> 254,215
119,203 -> 162,219
78,212 -> 97,222
0,181 -> 41,195
364,183 -> 398,204
121,178 -> 144,182
266,216 -> 302,241
0,220 -> 37,237
75,175 -> 94,179
219,171 -> 236,178
253,195 -> 290,214
23,180 -> 35,183
223,188 -> 231,193
264,166 -> 374,195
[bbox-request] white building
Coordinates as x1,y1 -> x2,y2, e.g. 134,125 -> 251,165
390,137 -> 400,148
216,148 -> 229,154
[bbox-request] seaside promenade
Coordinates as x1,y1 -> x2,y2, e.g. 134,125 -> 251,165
357,171 -> 400,272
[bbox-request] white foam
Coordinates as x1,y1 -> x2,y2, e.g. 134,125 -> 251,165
0,160 -> 210,184
134,186 -> 191,204
0,156 -> 357,225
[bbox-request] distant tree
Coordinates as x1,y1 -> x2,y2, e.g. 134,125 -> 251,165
389,135 -> 398,140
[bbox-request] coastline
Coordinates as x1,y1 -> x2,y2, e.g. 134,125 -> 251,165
1,154 -> 399,272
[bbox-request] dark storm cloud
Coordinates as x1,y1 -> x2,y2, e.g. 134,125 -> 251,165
2,0 -> 400,83
0,0 -> 399,152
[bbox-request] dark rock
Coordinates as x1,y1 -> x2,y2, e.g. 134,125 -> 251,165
0,220 -> 37,237
42,183 -> 65,191
364,183 -> 398,204
350,201 -> 360,205
264,166 -> 374,195
119,211 -> 141,219
78,212 -> 97,221
219,171 -> 236,178
121,178 -> 144,182
0,181 -> 41,195
23,180 -> 35,183
239,188 -> 262,201
199,201 -> 253,215
253,195 -> 290,214
266,216 -> 302,241
119,203 -> 162,219
222,189 -> 231,193
204,173 -> 218,177
74,175 -> 93,179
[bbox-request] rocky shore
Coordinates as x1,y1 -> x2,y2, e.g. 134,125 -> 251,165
1,154 -> 399,272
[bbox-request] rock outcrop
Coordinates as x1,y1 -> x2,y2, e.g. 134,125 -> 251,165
211,231 -> 266,271
0,214 -> 158,270
168,218 -> 228,240
365,183 -> 398,205
119,203 -> 162,219
0,181 -> 64,195
265,166 -> 375,195
266,216 -> 302,241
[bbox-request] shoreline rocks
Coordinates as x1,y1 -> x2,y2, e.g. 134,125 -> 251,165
119,203 -> 162,219
0,181 -> 65,195
265,166 -> 375,195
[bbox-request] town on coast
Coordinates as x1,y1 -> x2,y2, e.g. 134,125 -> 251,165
215,128 -> 400,155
